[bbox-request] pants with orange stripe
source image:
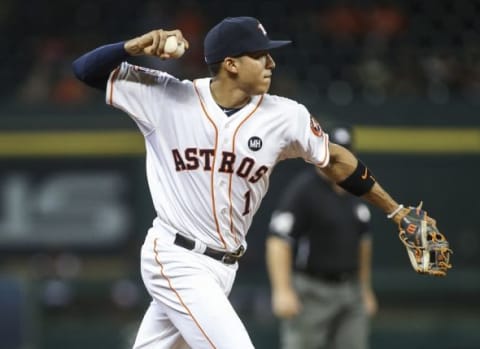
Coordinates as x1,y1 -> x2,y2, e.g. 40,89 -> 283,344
133,231 -> 255,349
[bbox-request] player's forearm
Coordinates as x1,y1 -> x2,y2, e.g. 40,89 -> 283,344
323,143 -> 399,215
361,182 -> 399,216
72,41 -> 130,90
266,237 -> 294,292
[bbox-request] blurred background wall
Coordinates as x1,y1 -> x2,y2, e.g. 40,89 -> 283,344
0,0 -> 479,348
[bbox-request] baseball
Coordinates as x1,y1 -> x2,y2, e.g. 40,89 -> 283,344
171,41 -> 185,58
164,36 -> 179,54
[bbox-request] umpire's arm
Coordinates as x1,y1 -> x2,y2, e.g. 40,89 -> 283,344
266,235 -> 301,319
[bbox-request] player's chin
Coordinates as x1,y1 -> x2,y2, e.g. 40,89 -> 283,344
257,78 -> 271,94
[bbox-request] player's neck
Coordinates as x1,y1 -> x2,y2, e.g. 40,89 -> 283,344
210,79 -> 251,109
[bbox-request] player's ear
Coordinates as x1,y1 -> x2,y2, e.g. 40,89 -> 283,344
223,57 -> 239,74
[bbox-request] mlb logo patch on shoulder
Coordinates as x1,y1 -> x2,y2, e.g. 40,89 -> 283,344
248,136 -> 263,151
310,116 -> 323,137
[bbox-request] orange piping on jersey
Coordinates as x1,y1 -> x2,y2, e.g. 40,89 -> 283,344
153,239 -> 217,349
229,95 -> 265,244
317,134 -> 330,168
107,67 -> 121,106
193,80 -> 227,249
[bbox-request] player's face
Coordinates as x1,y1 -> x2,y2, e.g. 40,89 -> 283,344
235,51 -> 276,95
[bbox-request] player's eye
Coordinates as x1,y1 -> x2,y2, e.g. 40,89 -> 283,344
247,51 -> 269,59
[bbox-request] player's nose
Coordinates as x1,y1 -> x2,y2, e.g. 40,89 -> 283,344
266,54 -> 275,69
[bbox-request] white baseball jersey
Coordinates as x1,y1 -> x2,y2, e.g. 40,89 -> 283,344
107,62 -> 330,349
107,62 -> 330,253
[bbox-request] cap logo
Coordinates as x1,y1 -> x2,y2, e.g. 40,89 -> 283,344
257,22 -> 267,36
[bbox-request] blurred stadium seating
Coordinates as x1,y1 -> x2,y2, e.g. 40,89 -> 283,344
1,0 -> 480,107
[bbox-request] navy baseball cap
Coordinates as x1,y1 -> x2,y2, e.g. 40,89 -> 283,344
204,16 -> 291,64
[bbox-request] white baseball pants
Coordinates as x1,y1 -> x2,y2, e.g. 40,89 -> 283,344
132,229 -> 255,349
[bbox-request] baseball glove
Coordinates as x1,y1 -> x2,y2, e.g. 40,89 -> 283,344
398,202 -> 452,276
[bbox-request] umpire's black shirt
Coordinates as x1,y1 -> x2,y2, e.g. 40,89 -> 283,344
269,168 -> 371,276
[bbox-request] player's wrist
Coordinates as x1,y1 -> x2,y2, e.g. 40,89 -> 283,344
390,206 -> 411,225
124,38 -> 146,56
387,204 -> 404,219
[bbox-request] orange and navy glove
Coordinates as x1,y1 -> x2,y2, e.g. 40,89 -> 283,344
398,202 -> 452,276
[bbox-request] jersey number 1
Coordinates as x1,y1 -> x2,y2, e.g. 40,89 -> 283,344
242,190 -> 251,216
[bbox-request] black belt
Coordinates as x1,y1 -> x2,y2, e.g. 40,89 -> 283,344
174,233 -> 245,265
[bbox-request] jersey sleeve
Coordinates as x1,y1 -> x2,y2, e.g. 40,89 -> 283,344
281,104 -> 330,167
268,174 -> 311,243
106,62 -> 176,135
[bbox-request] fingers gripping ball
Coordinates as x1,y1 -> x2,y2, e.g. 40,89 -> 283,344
164,36 -> 185,58
398,202 -> 452,276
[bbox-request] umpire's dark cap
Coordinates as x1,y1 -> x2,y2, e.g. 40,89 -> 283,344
204,17 -> 291,64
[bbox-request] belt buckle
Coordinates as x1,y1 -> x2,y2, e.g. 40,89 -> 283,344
221,245 -> 245,264
231,245 -> 245,258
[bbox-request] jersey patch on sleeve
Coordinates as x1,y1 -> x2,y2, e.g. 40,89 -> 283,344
133,65 -> 161,76
310,116 -> 323,137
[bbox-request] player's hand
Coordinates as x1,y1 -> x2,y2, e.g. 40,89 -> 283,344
394,202 -> 452,276
124,29 -> 189,58
271,288 -> 302,319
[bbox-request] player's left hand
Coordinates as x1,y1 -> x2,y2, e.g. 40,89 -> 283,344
395,202 -> 452,276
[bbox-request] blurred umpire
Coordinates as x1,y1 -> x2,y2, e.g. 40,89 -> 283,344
266,126 -> 378,349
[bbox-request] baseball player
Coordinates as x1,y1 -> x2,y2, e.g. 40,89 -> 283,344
72,16 -> 428,349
